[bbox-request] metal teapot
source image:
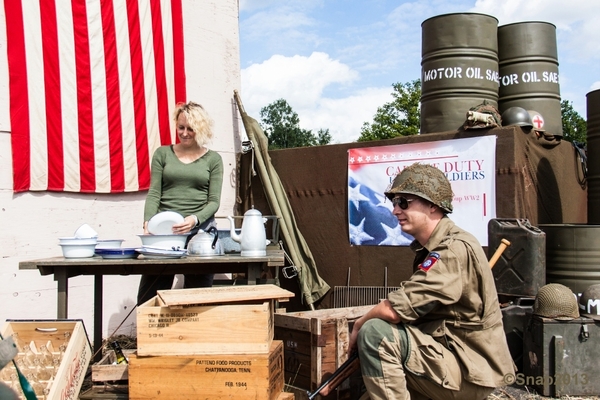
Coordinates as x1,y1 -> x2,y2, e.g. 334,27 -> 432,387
187,226 -> 224,257
227,208 -> 268,257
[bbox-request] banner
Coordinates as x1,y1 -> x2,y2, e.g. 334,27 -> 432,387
4,0 -> 186,193
348,136 -> 497,246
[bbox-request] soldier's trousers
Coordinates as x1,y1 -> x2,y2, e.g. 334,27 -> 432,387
357,319 -> 494,400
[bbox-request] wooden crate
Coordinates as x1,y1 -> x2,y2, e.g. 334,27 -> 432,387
137,284 -> 294,356
91,349 -> 135,383
1,319 -> 92,400
128,340 -> 285,400
274,306 -> 371,396
79,385 -> 128,400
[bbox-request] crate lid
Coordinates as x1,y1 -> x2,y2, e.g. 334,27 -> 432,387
157,284 -> 294,306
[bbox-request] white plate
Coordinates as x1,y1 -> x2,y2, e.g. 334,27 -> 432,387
147,211 -> 185,235
135,247 -> 187,259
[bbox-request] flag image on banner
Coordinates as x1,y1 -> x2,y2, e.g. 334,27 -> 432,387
4,0 -> 186,193
348,136 -> 497,246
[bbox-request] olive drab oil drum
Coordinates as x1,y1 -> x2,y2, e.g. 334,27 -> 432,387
538,224 -> 600,296
420,13 -> 500,134
587,89 -> 600,223
498,22 -> 563,137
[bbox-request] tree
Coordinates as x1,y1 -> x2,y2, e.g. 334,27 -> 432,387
358,80 -> 421,142
561,100 -> 587,145
259,99 -> 332,149
316,128 -> 332,146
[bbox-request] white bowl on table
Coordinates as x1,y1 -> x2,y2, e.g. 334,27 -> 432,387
137,234 -> 188,250
58,237 -> 97,258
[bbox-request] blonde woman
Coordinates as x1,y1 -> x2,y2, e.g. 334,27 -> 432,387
138,102 -> 223,304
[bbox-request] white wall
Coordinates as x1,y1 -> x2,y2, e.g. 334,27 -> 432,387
0,0 -> 242,342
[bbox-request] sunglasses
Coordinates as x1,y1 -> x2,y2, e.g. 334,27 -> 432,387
392,196 -> 416,210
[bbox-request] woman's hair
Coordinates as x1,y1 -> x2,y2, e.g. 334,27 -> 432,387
173,101 -> 214,147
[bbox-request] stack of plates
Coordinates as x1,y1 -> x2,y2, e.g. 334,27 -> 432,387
95,248 -> 138,259
135,246 -> 187,259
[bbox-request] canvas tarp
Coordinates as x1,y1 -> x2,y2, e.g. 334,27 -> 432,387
233,91 -> 330,306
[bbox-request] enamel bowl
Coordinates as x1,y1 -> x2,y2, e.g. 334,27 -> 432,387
137,234 -> 188,250
95,239 -> 125,249
58,237 -> 97,258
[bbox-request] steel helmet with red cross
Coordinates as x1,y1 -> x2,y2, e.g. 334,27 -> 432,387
527,110 -> 546,131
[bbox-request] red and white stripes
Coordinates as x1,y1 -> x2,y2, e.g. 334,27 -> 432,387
4,0 -> 186,192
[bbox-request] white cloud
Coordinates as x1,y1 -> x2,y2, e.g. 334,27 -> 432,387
240,52 -> 392,143
472,0 -> 600,57
299,88 -> 393,143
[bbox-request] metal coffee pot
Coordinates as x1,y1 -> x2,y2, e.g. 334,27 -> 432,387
187,226 -> 224,256
227,208 -> 268,257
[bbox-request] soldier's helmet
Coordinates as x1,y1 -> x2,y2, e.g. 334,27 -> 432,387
578,284 -> 600,321
527,110 -> 545,132
384,163 -> 454,213
501,106 -> 533,129
533,283 -> 580,320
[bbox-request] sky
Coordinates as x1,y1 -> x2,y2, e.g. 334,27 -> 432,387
238,0 -> 600,144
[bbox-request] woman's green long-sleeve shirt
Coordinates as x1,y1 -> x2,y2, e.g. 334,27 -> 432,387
143,145 -> 223,225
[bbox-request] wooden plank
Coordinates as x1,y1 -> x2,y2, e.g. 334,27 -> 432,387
91,350 -> 135,382
274,305 -> 371,332
158,284 -> 295,306
79,385 -> 129,400
19,250 -> 286,268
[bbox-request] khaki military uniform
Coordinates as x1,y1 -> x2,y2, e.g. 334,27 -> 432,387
357,217 -> 515,399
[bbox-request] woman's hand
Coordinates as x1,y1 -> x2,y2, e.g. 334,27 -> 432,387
173,216 -> 196,234
143,221 -> 149,235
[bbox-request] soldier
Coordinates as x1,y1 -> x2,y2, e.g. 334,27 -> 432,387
348,163 -> 515,400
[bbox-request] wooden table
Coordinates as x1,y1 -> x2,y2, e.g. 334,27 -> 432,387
19,250 -> 285,360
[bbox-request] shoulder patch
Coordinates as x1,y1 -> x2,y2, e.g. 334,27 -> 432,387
419,252 -> 440,272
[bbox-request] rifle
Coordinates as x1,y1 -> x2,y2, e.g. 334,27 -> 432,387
306,352 -> 360,399
306,239 -> 511,399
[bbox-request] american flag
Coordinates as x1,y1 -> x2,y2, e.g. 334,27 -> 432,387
4,0 -> 186,193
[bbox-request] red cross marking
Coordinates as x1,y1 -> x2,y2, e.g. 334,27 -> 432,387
532,115 -> 544,129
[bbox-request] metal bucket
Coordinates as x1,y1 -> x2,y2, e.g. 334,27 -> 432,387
587,89 -> 600,223
538,224 -> 600,295
498,22 -> 562,136
420,13 -> 499,134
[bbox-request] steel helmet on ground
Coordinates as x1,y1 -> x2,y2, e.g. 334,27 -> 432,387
578,283 -> 600,321
533,283 -> 580,320
501,106 -> 533,128
384,163 -> 454,213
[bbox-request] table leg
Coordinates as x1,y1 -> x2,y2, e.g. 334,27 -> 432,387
55,268 -> 68,319
247,263 -> 260,285
94,274 -> 103,362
